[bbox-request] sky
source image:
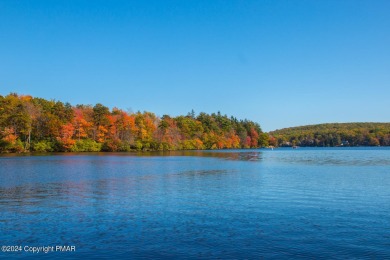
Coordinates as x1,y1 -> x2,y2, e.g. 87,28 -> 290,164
0,0 -> 389,132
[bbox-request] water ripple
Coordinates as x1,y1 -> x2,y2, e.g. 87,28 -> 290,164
0,148 -> 390,259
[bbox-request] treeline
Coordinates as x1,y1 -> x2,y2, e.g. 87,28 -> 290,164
0,93 -> 269,153
269,123 -> 390,147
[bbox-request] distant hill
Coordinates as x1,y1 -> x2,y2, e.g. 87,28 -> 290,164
268,123 -> 390,147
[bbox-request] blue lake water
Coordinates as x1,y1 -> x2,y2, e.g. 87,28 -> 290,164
0,148 -> 390,259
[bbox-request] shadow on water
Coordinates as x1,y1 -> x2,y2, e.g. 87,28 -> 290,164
178,169 -> 232,176
140,150 -> 263,162
0,150 -> 263,162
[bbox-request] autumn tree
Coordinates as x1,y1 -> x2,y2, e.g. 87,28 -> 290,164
0,92 -> 312,152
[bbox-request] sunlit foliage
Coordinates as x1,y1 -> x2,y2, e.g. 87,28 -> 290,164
0,93 -> 267,152
269,123 -> 390,147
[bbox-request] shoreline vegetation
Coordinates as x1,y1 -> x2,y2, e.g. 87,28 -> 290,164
270,123 -> 390,147
0,93 -> 266,153
0,93 -> 389,153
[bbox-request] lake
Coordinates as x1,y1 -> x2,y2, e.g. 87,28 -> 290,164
1,148 -> 390,259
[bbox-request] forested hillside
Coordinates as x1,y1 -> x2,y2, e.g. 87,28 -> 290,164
269,123 -> 390,147
0,93 -> 268,152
